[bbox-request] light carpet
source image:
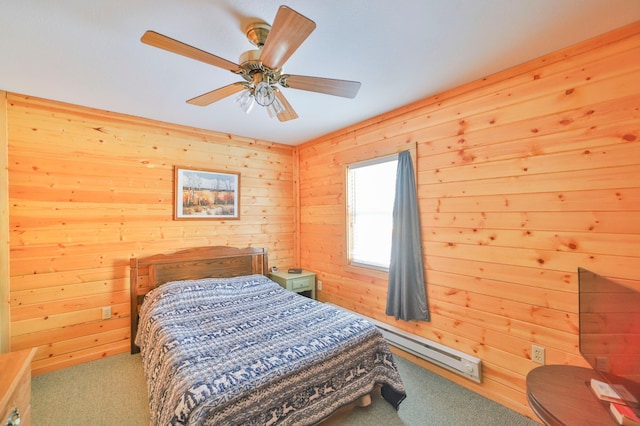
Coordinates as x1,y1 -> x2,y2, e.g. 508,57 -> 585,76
32,352 -> 540,425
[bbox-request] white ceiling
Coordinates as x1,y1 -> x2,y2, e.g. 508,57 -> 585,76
1,1 -> 639,146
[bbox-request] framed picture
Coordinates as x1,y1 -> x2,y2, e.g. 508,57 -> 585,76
174,166 -> 240,219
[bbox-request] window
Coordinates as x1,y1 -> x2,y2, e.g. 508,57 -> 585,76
346,155 -> 398,270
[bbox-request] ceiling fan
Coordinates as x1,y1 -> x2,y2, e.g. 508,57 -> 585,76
141,5 -> 361,122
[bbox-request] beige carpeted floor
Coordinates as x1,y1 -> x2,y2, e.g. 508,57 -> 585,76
31,352 -> 540,425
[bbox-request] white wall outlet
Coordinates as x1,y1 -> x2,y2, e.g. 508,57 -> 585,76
101,306 -> 112,320
532,344 -> 545,365
317,280 -> 323,290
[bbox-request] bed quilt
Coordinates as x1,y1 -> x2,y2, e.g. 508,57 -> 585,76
135,274 -> 406,425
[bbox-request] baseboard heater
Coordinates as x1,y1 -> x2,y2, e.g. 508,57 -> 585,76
328,304 -> 482,383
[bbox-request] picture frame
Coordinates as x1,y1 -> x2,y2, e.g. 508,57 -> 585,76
174,166 -> 240,220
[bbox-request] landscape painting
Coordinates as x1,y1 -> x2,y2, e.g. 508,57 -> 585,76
175,167 -> 240,219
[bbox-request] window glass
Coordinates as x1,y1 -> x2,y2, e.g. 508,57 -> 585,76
347,155 -> 398,270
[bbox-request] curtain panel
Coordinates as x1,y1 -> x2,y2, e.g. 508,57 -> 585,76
386,150 -> 430,321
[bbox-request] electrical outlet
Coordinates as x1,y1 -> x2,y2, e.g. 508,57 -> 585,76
317,280 -> 323,290
102,306 -> 112,320
595,356 -> 609,373
532,344 -> 545,365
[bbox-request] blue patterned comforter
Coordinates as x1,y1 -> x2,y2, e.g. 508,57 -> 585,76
135,274 -> 406,425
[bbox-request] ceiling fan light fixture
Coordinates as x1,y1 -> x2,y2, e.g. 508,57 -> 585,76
235,89 -> 255,114
254,81 -> 276,107
266,95 -> 285,119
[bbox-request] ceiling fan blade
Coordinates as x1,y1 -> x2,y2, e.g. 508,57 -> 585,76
274,90 -> 298,122
141,30 -> 240,72
259,6 -> 316,70
187,82 -> 246,106
280,74 -> 361,98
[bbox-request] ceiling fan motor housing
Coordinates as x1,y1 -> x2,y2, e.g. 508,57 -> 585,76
239,49 -> 263,71
245,22 -> 271,47
239,49 -> 281,85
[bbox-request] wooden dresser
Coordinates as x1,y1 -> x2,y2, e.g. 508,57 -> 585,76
0,348 -> 37,426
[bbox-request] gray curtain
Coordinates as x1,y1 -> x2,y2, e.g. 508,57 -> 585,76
386,150 -> 430,321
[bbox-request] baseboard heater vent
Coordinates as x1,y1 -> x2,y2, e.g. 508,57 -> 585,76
328,304 -> 482,383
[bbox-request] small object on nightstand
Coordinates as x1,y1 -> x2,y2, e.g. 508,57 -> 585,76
287,268 -> 302,274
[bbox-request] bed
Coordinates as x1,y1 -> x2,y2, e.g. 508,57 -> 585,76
130,246 -> 406,425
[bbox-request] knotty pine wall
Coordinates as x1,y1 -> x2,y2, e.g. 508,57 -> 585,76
297,21 -> 640,419
1,92 -> 9,354
4,93 -> 296,374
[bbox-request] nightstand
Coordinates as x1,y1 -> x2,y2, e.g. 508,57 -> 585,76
269,270 -> 316,300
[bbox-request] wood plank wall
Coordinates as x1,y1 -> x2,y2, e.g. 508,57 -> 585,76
297,21 -> 640,419
1,91 -> 9,354
5,94 -> 296,375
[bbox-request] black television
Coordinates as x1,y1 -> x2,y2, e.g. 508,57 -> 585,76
579,267 -> 640,406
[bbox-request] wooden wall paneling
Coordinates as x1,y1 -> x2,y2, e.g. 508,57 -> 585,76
31,339 -> 130,376
11,289 -> 130,322
417,106 -> 638,173
292,147 -> 301,265
427,227 -> 640,260
311,24 -> 640,157
422,241 -> 639,280
422,187 -> 640,216
422,126 -> 640,183
0,91 -> 9,353
425,210 -> 640,236
301,42 -> 635,165
297,21 -> 640,419
7,93 -> 296,374
426,270 -> 576,315
10,317 -> 129,352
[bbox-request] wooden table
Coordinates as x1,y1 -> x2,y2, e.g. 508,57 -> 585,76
0,348 -> 37,426
527,365 -> 619,425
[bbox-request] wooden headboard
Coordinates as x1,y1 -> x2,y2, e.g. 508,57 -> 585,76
129,246 -> 268,353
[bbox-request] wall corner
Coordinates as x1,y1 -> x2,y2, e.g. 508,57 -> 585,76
0,91 -> 10,353
293,146 -> 301,266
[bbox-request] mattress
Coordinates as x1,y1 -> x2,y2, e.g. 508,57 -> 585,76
135,274 -> 406,425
